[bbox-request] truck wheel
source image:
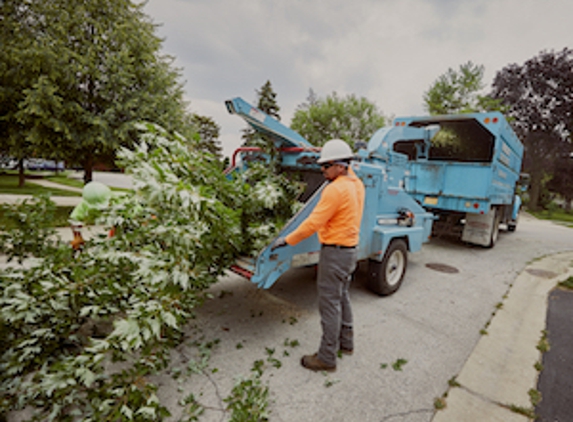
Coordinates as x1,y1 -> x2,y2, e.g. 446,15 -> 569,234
508,212 -> 519,232
367,239 -> 408,296
487,208 -> 501,248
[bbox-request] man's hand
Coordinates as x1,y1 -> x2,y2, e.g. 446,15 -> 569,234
271,237 -> 287,251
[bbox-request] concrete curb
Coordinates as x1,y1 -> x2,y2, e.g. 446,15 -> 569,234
432,252 -> 573,422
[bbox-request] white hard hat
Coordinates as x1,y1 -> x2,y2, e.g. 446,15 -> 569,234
317,139 -> 353,164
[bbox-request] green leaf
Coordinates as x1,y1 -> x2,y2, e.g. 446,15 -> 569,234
120,404 -> 133,420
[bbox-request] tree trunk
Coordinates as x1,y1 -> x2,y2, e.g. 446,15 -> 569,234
528,169 -> 542,211
18,158 -> 25,188
565,195 -> 572,213
83,156 -> 94,184
527,178 -> 541,211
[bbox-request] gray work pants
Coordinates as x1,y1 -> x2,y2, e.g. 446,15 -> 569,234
317,245 -> 357,366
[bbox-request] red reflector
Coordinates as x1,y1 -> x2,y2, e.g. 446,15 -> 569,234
230,265 -> 253,280
473,203 -> 479,209
493,117 -> 498,123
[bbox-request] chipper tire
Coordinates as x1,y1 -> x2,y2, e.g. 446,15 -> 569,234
367,239 -> 408,296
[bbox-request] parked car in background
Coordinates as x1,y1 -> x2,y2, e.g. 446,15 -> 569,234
24,159 -> 65,171
0,157 -> 65,171
0,156 -> 17,169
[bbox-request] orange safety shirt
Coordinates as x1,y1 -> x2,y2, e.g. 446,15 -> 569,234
285,167 -> 365,247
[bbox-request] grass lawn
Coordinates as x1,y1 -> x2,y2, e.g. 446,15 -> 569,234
46,174 -> 84,189
0,172 -> 80,196
528,208 -> 573,227
0,205 -> 75,228
0,172 -> 80,228
0,171 -> 129,228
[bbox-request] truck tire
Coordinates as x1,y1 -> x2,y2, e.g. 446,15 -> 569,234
367,239 -> 408,296
508,211 -> 519,232
487,208 -> 501,248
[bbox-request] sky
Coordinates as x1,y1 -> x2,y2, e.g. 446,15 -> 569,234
142,0 -> 572,157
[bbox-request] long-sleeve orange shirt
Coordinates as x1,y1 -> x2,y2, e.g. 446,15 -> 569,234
285,167 -> 365,247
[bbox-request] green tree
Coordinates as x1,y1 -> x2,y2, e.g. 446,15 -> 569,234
546,148 -> 573,212
423,61 -> 504,115
191,114 -> 223,160
256,80 -> 280,120
1,0 -> 191,185
491,48 -> 573,210
290,91 -> 386,148
0,1 -> 41,186
241,80 -> 281,149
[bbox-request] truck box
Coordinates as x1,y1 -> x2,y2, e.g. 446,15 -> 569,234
388,112 -> 524,247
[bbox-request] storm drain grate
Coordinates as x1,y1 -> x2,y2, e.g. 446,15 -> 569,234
425,263 -> 459,274
526,268 -> 558,279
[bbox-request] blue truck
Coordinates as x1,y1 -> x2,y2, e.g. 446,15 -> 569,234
380,112 -> 524,247
225,98 -> 524,295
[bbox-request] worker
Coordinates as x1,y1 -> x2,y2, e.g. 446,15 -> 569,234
69,181 -> 112,250
271,139 -> 365,372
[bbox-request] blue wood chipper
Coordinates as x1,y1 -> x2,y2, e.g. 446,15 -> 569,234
225,98 -> 525,294
224,97 -> 435,295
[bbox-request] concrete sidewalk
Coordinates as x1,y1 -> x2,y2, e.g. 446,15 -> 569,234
26,178 -> 83,193
432,252 -> 573,422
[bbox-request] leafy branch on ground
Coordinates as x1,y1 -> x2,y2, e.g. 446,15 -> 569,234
0,122 -> 299,421
379,358 -> 408,371
0,194 -> 59,263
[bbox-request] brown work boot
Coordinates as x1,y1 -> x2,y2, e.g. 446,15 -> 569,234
301,353 -> 336,372
339,347 -> 353,356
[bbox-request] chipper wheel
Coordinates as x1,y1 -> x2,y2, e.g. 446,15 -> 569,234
367,239 -> 408,296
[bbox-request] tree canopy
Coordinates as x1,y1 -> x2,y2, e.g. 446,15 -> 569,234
0,0 -> 192,184
290,91 -> 386,148
490,48 -> 573,210
241,80 -> 281,149
256,80 -> 280,121
191,114 -> 223,160
423,61 -> 504,115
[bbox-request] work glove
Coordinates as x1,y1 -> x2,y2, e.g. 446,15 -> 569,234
271,237 -> 287,251
71,232 -> 85,251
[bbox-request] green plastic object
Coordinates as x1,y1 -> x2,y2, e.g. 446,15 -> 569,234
82,181 -> 111,209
